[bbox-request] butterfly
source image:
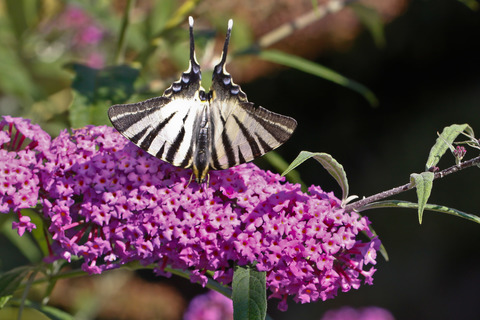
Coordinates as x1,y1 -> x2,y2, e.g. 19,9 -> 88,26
108,17 -> 297,183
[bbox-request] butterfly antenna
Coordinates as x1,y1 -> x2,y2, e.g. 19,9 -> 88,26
217,19 -> 233,70
188,16 -> 200,69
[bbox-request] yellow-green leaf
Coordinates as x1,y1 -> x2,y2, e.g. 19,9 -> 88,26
359,200 -> 480,225
258,49 -> 378,107
283,151 -> 349,202
425,124 -> 474,170
410,172 -> 434,224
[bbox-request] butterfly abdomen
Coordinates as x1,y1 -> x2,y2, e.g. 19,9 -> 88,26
192,105 -> 212,183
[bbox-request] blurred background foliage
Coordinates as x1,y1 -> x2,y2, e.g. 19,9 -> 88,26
1,0 -> 480,319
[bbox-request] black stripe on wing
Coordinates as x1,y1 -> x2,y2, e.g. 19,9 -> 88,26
165,127 -> 186,163
108,96 -> 170,137
221,128 -> 236,168
209,101 -> 297,170
242,102 -> 297,144
232,114 -> 262,157
140,112 -> 177,150
156,144 -> 166,159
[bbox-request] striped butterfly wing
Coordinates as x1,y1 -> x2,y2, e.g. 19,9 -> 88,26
208,22 -> 297,170
209,100 -> 298,170
108,18 -> 206,169
108,97 -> 204,169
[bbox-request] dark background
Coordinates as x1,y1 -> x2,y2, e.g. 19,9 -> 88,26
243,0 -> 480,319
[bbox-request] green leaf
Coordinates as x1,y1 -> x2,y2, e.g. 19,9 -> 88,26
0,306 -> 52,320
349,3 -> 386,48
114,0 -> 135,65
457,0 -> 479,10
410,172 -> 434,224
425,124 -> 474,170
68,64 -> 140,128
232,265 -> 266,320
1,215 -> 42,263
145,0 -> 177,35
283,151 -> 349,202
163,0 -> 201,30
0,296 -> 10,308
358,200 -> 480,225
258,49 -> 378,106
5,0 -> 32,41
28,209 -> 49,259
23,301 -> 75,320
0,266 -> 32,298
0,40 -> 38,105
69,95 -> 111,129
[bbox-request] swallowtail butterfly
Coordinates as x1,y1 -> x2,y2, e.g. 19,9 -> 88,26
108,17 -> 297,183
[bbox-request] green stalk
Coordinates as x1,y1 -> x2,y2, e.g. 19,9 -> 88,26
115,0 -> 136,65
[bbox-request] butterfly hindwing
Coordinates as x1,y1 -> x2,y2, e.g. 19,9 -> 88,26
209,98 -> 297,170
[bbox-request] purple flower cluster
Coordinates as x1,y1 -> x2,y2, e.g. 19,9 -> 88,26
0,117 -> 381,310
0,116 -> 51,235
183,291 -> 233,320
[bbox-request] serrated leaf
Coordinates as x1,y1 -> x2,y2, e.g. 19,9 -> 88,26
410,172 -> 434,224
232,265 -> 266,320
425,124 -> 474,170
67,64 -> 140,128
258,49 -> 378,106
283,151 -> 349,202
358,200 -> 480,225
0,266 -> 32,298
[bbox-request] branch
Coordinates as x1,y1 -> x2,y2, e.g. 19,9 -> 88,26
257,0 -> 359,48
344,155 -> 480,212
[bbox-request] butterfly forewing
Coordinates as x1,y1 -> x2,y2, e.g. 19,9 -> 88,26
109,97 -> 204,168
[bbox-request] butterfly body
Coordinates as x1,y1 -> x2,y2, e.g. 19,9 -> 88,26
108,17 -> 297,183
